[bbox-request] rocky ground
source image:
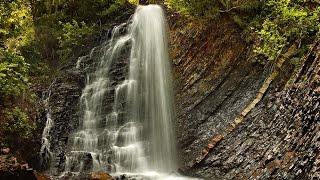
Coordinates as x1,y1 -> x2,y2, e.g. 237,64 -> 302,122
0,148 -> 40,179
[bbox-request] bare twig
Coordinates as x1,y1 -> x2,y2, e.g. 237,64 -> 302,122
219,6 -> 242,13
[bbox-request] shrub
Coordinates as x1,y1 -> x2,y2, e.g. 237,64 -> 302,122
0,107 -> 36,149
254,0 -> 320,61
0,49 -> 29,98
165,0 -> 261,18
3,107 -> 36,139
57,20 -> 95,61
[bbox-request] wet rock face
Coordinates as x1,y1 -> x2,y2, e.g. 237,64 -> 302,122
36,5 -> 134,174
187,81 -> 319,179
48,67 -> 84,172
45,25 -> 131,174
168,12 -> 319,179
168,15 -> 267,168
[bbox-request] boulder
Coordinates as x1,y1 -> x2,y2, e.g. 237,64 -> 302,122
90,172 -> 113,180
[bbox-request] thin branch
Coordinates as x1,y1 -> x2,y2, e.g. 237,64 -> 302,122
219,6 -> 242,13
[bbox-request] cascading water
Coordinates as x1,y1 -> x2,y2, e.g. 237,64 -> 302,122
40,86 -> 54,170
64,5 -> 190,179
127,5 -> 177,173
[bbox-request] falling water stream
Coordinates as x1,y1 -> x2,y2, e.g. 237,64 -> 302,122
57,5 -> 194,179
40,82 -> 55,171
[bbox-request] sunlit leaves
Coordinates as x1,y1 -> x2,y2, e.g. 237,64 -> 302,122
0,49 -> 29,97
164,0 -> 261,18
3,107 -> 36,140
57,20 -> 95,61
254,20 -> 287,61
254,0 -> 320,61
165,0 -> 221,17
0,0 -> 34,50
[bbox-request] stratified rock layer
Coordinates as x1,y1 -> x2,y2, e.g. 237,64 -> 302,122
168,14 -> 267,169
169,13 -> 320,179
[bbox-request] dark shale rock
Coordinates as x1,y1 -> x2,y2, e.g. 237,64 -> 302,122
168,14 -> 268,169
169,13 -> 319,179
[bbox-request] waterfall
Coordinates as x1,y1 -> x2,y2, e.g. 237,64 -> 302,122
40,86 -> 54,170
128,5 -> 177,172
64,5 -> 185,178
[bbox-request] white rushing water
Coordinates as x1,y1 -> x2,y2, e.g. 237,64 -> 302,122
65,5 -> 195,179
40,88 -> 54,170
128,5 -> 177,172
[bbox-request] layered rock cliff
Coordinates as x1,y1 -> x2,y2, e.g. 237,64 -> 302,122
169,13 -> 319,179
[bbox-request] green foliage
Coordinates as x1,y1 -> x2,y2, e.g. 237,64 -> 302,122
0,49 -> 29,98
3,107 -> 36,139
254,0 -> 320,61
165,0 -> 261,18
0,0 -> 42,80
129,0 -> 139,5
165,0 -> 221,17
34,0 -> 130,23
101,0 -> 128,16
57,20 -> 95,61
0,107 -> 37,150
0,0 -> 34,50
32,0 -> 134,65
0,2 -> 34,151
254,20 -> 288,61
